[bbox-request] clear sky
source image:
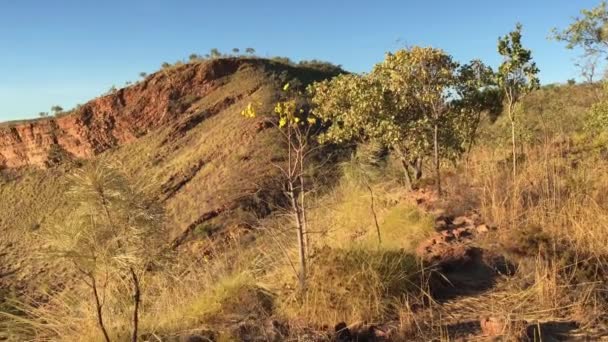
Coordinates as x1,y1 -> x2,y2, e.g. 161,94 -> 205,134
0,0 -> 600,122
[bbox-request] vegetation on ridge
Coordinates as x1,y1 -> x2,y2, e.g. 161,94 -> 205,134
2,2 -> 608,341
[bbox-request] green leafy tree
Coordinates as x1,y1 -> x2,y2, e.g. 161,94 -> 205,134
38,111 -> 49,118
42,161 -> 164,342
241,83 -> 317,291
50,105 -> 63,116
311,72 -> 428,189
454,60 -> 503,157
210,48 -> 221,59
552,2 -> 608,82
497,23 -> 540,178
161,62 -> 171,69
552,2 -> 608,56
245,47 -> 256,55
373,47 -> 458,194
232,48 -> 240,55
139,72 -> 147,79
310,47 -> 462,193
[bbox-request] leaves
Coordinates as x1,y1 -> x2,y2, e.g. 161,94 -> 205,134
309,47 -> 465,162
241,103 -> 257,118
497,23 -> 540,105
241,83 -> 318,129
552,1 -> 608,55
42,161 -> 163,275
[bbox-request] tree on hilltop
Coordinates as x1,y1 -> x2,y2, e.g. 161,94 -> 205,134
50,105 -> 63,116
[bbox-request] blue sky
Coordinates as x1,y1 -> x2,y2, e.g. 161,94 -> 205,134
0,0 -> 600,122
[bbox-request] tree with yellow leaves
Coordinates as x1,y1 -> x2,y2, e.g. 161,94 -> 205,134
241,83 -> 318,291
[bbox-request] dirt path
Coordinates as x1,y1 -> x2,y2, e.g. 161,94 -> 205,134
409,192 -> 608,341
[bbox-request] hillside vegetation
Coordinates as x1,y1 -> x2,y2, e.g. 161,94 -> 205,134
2,27 -> 608,342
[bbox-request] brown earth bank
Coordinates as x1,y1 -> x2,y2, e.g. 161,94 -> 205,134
0,58 -> 327,169
0,57 -> 340,310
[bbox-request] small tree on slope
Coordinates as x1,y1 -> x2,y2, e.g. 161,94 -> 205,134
497,23 -> 540,179
241,83 -> 317,291
41,161 -> 163,342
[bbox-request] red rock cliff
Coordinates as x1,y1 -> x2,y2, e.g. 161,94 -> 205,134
0,59 -> 245,168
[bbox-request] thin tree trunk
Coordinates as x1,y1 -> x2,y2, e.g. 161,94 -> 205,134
90,275 -> 111,342
366,184 -> 381,245
510,110 -> 517,180
288,180 -> 307,291
410,158 -> 423,180
433,123 -> 442,195
129,268 -> 141,342
298,150 -> 309,258
400,158 -> 414,191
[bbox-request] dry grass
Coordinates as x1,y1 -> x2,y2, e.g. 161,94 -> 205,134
436,133 -> 608,334
3,67 -> 608,341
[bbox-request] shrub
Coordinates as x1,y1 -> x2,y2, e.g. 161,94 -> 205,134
280,246 -> 419,325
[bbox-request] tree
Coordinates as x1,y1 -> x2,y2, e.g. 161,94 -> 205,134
232,48 -> 240,55
38,112 -> 49,118
241,83 -> 317,291
454,60 -> 503,157
50,105 -> 63,116
576,51 -> 600,83
41,161 -> 163,342
245,47 -> 256,55
139,72 -> 147,79
189,53 -> 199,61
311,72 -> 426,189
210,48 -> 221,59
552,2 -> 608,57
497,23 -> 540,178
552,2 -> 608,83
373,47 -> 458,194
310,47 -> 461,193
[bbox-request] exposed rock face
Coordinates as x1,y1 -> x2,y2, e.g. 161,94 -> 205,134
0,59 -> 244,168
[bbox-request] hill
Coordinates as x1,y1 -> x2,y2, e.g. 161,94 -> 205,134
1,58 -> 608,341
0,57 -> 342,325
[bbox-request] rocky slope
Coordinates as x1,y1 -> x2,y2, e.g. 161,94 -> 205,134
0,58 -> 309,168
0,58 -> 340,306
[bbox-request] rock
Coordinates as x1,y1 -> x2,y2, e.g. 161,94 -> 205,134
335,322 -> 352,342
440,230 -> 455,239
416,236 -> 477,269
435,219 -> 448,230
469,212 -> 481,224
181,336 -> 209,342
265,319 -> 289,341
453,227 -> 472,239
0,59 -> 244,169
334,322 -> 388,341
480,317 -> 505,336
476,224 -> 489,234
480,317 -> 527,338
452,216 -> 473,227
